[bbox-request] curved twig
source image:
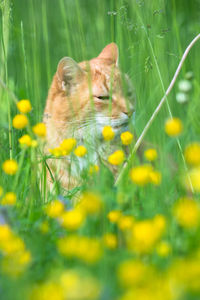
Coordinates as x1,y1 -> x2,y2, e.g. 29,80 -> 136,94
115,33 -> 200,186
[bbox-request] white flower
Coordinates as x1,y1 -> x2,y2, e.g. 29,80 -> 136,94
178,80 -> 192,93
176,92 -> 189,103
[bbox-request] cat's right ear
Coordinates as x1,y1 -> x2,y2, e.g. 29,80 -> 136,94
57,57 -> 84,94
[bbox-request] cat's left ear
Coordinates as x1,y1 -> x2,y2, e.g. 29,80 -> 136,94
57,57 -> 85,93
98,43 -> 119,66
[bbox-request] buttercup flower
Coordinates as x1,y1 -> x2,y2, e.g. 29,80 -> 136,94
108,150 -> 125,165
12,114 -> 28,129
103,233 -> 117,249
2,159 -> 18,175
102,125 -> 115,141
144,148 -> 158,161
60,138 -> 77,155
120,131 -> 133,145
156,241 -> 171,257
32,123 -> 46,137
149,170 -> 162,185
173,197 -> 200,228
45,200 -> 65,218
130,164 -> 152,186
18,134 -> 32,147
186,167 -> 200,192
74,145 -> 87,157
49,147 -> 63,157
1,192 -> 17,205
184,142 -> 200,166
16,99 -> 32,113
165,118 -> 183,137
60,209 -> 85,230
107,210 -> 122,223
78,192 -> 103,215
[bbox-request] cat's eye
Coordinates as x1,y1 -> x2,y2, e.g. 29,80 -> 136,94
97,96 -> 110,100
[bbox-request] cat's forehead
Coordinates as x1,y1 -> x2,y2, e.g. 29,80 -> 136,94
79,58 -> 121,88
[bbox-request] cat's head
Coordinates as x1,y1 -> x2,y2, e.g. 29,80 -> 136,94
45,43 -> 135,142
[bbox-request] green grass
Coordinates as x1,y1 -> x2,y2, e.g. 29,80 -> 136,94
0,0 -> 200,299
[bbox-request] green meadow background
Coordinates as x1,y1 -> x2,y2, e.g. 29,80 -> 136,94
0,0 -> 200,299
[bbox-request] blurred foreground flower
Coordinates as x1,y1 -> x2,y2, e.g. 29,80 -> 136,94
1,192 -> 16,205
78,192 -> 103,215
60,138 -> 76,155
74,145 -> 87,157
45,200 -> 64,218
103,233 -> 117,249
178,79 -> 192,93
185,167 -> 200,192
57,235 -> 102,264
144,148 -> 158,161
108,150 -> 124,165
165,118 -> 183,137
130,164 -> 152,186
18,134 -> 32,147
128,215 -> 166,253
156,241 -> 171,257
17,99 -> 32,113
102,125 -> 115,141
173,198 -> 200,228
60,209 -> 85,230
32,123 -> 46,138
184,142 -> 200,166
12,114 -> 28,129
120,131 -> 133,145
2,159 -> 18,175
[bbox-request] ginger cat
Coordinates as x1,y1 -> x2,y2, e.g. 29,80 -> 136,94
43,43 -> 135,190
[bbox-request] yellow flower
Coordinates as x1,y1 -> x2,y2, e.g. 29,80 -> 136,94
89,164 -> 99,175
78,192 -> 103,215
45,200 -> 64,218
120,131 -> 133,145
107,210 -> 122,223
156,241 -> 171,257
173,197 -> 200,228
60,138 -> 77,155
32,123 -> 46,137
165,117 -> 183,137
130,164 -> 152,186
149,170 -> 162,185
117,215 -> 134,231
102,125 -> 115,141
49,147 -> 63,157
2,159 -> 18,175
103,233 -> 117,249
30,281 -> 64,300
60,209 -> 85,230
1,192 -> 17,205
186,167 -> 200,192
130,216 -> 165,253
74,145 -> 87,157
58,235 -> 102,264
16,99 -> 32,113
12,114 -> 28,129
0,186 -> 3,197
184,143 -> 200,166
117,260 -> 147,287
144,148 -> 158,161
108,150 -> 125,165
0,224 -> 13,242
31,140 -> 38,148
18,134 -> 32,147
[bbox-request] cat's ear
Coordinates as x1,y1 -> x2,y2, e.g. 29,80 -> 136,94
57,57 -> 84,93
98,43 -> 119,66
